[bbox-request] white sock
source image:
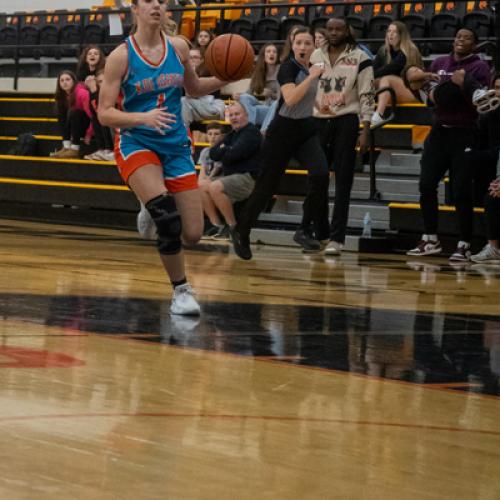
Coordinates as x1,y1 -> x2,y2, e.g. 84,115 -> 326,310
70,144 -> 80,151
458,240 -> 470,248
63,140 -> 71,148
427,234 -> 438,242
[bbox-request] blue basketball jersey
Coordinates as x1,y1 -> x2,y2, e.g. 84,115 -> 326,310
120,33 -> 187,144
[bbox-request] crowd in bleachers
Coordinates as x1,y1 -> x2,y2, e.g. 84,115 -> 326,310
0,0 -> 499,265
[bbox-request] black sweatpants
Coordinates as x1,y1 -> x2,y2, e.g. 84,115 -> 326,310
301,114 -> 360,242
419,124 -> 475,242
90,92 -> 114,150
237,115 -> 329,237
58,108 -> 91,145
484,194 -> 500,241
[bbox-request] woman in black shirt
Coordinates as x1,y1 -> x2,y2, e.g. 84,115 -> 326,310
231,27 -> 329,260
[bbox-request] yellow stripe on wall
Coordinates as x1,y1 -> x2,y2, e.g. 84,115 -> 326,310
389,202 -> 485,214
0,117 -> 57,122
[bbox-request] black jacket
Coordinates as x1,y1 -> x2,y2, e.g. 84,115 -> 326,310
209,123 -> 262,176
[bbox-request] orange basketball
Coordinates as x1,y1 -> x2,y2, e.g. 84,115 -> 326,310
204,34 -> 255,81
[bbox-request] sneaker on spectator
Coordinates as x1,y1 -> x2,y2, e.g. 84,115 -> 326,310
95,149 -> 115,161
50,147 -> 69,157
212,224 -> 231,240
293,228 -> 321,252
84,151 -> 104,160
137,205 -> 157,240
202,225 -> 220,239
170,283 -> 201,316
370,111 -> 389,129
406,236 -> 442,256
470,243 -> 500,263
324,240 -> 344,255
230,226 -> 252,260
55,148 -> 80,159
449,241 -> 471,262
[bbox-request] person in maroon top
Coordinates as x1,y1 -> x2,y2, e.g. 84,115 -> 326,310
406,28 -> 491,261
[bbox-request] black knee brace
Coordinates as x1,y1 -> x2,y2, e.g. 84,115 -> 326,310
146,194 -> 182,255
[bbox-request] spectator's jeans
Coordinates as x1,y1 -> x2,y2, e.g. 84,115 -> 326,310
484,193 -> 500,240
181,95 -> 225,127
302,114 -> 359,243
237,115 -> 329,238
238,93 -> 277,132
58,108 -> 90,145
419,124 -> 475,241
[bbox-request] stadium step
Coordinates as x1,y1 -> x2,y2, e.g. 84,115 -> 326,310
0,135 -> 61,156
373,124 -> 430,149
0,116 -> 59,136
0,97 -> 55,117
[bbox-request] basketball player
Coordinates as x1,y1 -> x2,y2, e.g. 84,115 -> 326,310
98,0 -> 227,315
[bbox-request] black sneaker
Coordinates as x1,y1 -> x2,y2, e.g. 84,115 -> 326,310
212,224 -> 231,240
230,226 -> 252,260
202,225 -> 219,239
293,228 -> 321,252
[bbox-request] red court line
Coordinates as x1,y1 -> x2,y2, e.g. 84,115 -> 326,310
0,411 -> 499,437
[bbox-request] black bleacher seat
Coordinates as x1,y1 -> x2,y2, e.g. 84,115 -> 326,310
430,2 -> 466,53
228,7 -> 259,40
310,1 -> 345,32
104,11 -> 132,53
400,1 -> 433,42
462,1 -> 493,38
18,13 -> 40,59
83,11 -> 106,46
345,3 -> 374,39
37,12 -> 62,58
366,3 -> 398,52
59,11 -> 84,57
0,15 -> 18,58
254,3 -> 282,41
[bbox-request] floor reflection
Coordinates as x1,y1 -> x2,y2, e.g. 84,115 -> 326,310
0,293 -> 499,397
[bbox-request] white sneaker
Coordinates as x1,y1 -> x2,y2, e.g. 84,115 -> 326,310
324,240 -> 343,255
96,149 -> 115,161
84,151 -> 103,161
170,283 -> 201,316
470,243 -> 500,263
137,205 -> 157,240
370,111 -> 387,128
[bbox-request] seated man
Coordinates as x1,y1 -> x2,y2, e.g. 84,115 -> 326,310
201,102 -> 262,239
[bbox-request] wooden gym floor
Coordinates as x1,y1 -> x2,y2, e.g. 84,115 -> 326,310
0,219 -> 499,499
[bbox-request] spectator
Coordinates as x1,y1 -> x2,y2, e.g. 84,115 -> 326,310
371,21 -> 422,126
471,74 -> 500,263
235,43 -> 280,133
314,28 -> 328,49
51,70 -> 93,159
302,17 -> 374,256
231,28 -> 330,259
76,45 -> 106,83
198,122 -> 224,238
201,103 -> 261,239
181,47 -> 225,127
194,29 -> 214,56
84,69 -> 115,161
406,28 -> 491,261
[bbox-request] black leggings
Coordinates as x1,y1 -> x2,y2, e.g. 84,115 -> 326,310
92,114 -> 114,150
419,124 -> 475,241
484,194 -> 500,241
58,108 -> 90,145
302,114 -> 360,242
237,115 -> 329,237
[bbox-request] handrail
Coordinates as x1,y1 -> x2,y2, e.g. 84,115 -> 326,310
368,86 -> 396,201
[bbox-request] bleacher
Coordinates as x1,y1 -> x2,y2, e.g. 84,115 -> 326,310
0,0 -> 496,253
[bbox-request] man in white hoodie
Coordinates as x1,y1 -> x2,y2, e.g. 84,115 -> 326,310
300,17 -> 374,255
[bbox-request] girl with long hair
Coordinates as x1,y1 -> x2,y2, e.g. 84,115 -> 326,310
194,29 -> 214,56
52,70 -> 93,158
236,43 -> 280,132
98,0 -> 227,316
76,45 -> 106,82
371,21 -> 423,126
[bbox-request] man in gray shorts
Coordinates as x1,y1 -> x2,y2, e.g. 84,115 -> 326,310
203,102 -> 262,239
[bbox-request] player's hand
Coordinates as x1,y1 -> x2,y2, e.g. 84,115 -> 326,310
142,107 -> 176,134
309,63 -> 325,80
85,75 -> 97,92
451,69 -> 466,88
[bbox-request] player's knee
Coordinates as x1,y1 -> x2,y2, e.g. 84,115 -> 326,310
209,180 -> 223,196
146,193 -> 182,255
